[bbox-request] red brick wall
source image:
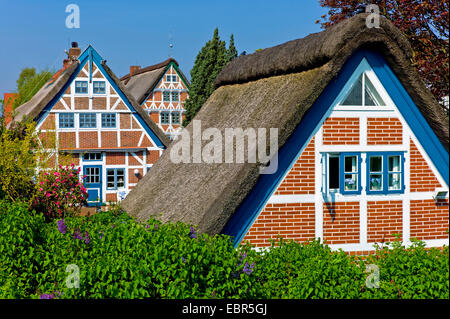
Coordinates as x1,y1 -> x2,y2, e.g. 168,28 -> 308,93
367,200 -> 403,243
101,131 -> 118,148
367,118 -> 403,145
322,117 -> 359,145
59,132 -> 76,149
410,199 -> 449,240
275,137 -> 315,195
120,131 -> 141,147
128,151 -> 144,166
410,139 -> 441,192
323,202 -> 360,244
106,152 -> 125,165
242,202 -> 315,247
146,150 -> 160,164
128,168 -> 143,184
40,114 -> 56,130
106,193 -> 117,202
79,132 -> 98,148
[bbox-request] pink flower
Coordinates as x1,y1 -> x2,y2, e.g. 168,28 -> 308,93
46,193 -> 51,198
39,188 -> 43,192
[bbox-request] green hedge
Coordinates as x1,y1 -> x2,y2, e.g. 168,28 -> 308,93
0,200 -> 448,299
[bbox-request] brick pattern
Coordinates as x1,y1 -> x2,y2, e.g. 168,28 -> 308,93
120,131 -> 141,147
106,193 -> 117,202
367,200 -> 403,243
128,168 -> 143,184
410,139 -> 441,192
322,117 -> 359,145
74,97 -> 89,110
410,199 -> 449,240
242,203 -> 315,247
367,117 -> 403,144
146,150 -> 160,164
275,137 -> 315,195
128,151 -> 144,166
101,131 -> 118,148
106,152 -> 125,165
92,97 -> 107,110
79,132 -> 98,148
40,114 -> 55,130
323,202 -> 360,244
58,132 -> 76,149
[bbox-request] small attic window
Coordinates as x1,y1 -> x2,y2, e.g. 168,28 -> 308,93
341,73 -> 385,106
75,81 -> 88,94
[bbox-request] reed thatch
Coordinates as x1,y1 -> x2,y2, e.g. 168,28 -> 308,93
120,14 -> 448,234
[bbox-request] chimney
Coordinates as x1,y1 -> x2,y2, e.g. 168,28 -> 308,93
68,42 -> 81,60
130,65 -> 141,76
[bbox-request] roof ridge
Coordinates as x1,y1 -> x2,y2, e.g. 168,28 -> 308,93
120,58 -> 178,81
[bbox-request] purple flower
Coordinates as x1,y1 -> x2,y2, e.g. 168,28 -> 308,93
73,228 -> 83,240
243,262 -> 255,275
40,293 -> 55,299
111,224 -> 115,229
181,256 -> 186,263
84,231 -> 90,244
189,226 -> 197,239
145,224 -> 150,229
99,230 -> 104,239
57,219 -> 67,234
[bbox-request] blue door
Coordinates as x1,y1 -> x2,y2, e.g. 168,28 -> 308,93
83,165 -> 102,206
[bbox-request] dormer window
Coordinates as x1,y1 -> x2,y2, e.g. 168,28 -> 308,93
75,81 -> 88,94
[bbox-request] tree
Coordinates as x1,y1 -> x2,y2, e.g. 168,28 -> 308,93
184,29 -> 238,124
13,67 -> 54,110
317,0 -> 449,110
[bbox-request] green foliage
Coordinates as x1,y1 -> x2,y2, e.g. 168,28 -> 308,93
0,121 -> 42,203
0,200 -> 448,299
13,67 -> 54,110
184,29 -> 238,124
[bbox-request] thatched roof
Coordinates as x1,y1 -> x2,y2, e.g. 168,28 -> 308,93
9,62 -> 79,126
10,48 -> 170,148
120,58 -> 189,105
122,14 -> 449,234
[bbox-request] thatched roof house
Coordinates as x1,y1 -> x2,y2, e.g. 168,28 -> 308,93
122,14 -> 449,249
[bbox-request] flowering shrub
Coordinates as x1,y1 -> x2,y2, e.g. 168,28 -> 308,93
31,164 -> 88,219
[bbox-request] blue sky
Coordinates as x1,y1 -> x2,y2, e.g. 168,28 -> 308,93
0,0 -> 328,99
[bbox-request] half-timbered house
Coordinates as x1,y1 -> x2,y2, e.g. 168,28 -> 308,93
120,59 -> 189,140
10,43 -> 170,206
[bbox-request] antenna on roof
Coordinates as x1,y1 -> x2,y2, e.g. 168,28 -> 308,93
169,33 -> 174,58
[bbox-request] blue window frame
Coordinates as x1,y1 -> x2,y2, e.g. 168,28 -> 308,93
339,152 -> 362,195
171,92 -> 179,102
367,152 -> 404,194
79,113 -> 97,128
59,113 -> 74,128
75,81 -> 88,94
101,113 -> 116,128
93,81 -> 106,94
106,168 -> 125,190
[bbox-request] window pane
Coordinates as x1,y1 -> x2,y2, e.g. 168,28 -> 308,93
171,112 -> 180,124
80,113 -> 97,128
370,156 -> 382,172
171,92 -> 179,102
59,113 -> 74,128
328,156 -> 339,189
107,170 -> 115,189
369,174 -> 382,191
75,81 -> 88,94
117,169 -> 125,188
344,174 -> 357,191
388,155 -> 400,172
341,74 -> 362,105
163,92 -> 170,102
93,81 -> 106,94
101,113 -> 116,128
161,112 -> 170,124
388,173 -> 401,190
344,156 -> 357,173
364,74 -> 385,106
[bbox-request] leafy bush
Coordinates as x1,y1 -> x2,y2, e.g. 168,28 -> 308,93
0,200 -> 448,299
31,164 -> 88,219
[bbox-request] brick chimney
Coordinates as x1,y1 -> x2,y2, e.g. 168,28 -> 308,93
130,65 -> 141,76
64,42 -> 81,68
